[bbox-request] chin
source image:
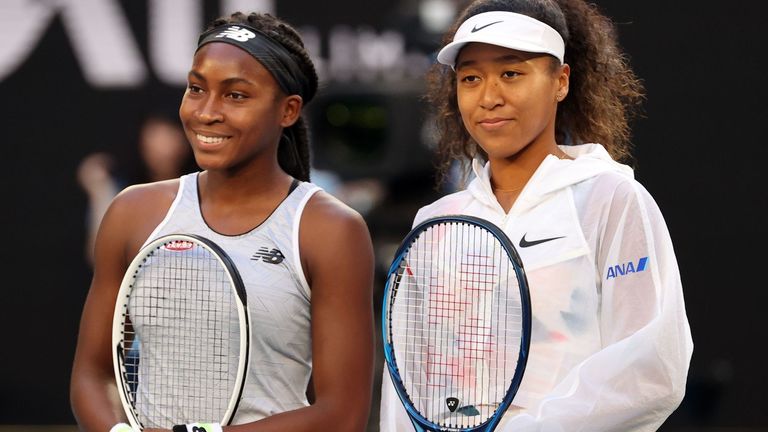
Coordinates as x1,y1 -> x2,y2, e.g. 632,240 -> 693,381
478,143 -> 525,160
193,157 -> 228,171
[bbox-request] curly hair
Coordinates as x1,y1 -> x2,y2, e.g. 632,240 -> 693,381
427,0 -> 645,186
207,12 -> 319,182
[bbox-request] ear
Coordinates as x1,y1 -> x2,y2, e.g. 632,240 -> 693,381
280,95 -> 304,128
556,63 -> 570,102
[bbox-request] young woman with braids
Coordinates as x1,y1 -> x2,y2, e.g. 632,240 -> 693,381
70,12 -> 374,432
380,0 -> 692,430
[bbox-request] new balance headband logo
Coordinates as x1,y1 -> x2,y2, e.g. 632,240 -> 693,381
215,26 -> 256,42
252,247 -> 285,264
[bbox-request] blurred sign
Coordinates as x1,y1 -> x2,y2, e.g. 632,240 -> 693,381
0,0 -> 434,88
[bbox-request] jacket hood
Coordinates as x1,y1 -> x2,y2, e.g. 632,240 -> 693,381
467,143 -> 634,213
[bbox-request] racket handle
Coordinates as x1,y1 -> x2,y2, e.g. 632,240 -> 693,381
172,423 -> 223,432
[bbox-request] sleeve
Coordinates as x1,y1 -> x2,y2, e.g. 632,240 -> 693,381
497,181 -> 693,432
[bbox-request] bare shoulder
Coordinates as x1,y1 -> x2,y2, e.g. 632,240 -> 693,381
301,190 -> 370,237
100,178 -> 183,257
112,179 -> 181,212
299,191 -> 373,283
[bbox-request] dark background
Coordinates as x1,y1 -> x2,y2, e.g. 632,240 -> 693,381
0,0 -> 765,430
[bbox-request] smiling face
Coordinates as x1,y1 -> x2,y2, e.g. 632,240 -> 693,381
455,42 -> 568,162
179,43 -> 301,173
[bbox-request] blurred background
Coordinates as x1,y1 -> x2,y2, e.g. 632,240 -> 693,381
0,0 -> 766,430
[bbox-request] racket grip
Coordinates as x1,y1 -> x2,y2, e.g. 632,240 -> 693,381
172,423 -> 223,432
109,423 -> 135,432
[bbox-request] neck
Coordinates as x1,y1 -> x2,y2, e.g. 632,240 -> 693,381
196,161 -> 295,235
488,142 -> 565,189
200,160 -> 291,205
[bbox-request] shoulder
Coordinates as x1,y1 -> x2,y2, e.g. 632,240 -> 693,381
299,190 -> 374,284
301,190 -> 370,237
573,169 -> 653,206
101,178 -> 183,256
111,178 -> 181,211
565,144 -> 656,207
575,170 -> 667,232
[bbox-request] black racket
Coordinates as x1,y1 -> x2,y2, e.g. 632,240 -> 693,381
383,215 -> 531,431
112,234 -> 251,429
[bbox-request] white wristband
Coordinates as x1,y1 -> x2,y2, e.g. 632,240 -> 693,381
109,423 -> 135,432
172,423 -> 223,432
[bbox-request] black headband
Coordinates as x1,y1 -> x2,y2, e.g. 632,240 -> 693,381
196,24 -> 310,99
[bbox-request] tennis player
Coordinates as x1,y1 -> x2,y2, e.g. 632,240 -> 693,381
380,0 -> 693,430
70,12 -> 374,432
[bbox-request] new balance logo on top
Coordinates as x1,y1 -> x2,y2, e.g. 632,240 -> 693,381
216,26 -> 256,42
606,257 -> 649,279
252,247 -> 285,264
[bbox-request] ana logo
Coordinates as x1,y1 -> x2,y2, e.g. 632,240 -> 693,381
446,397 -> 459,412
216,26 -> 256,42
252,247 -> 285,264
606,257 -> 649,279
164,240 -> 194,251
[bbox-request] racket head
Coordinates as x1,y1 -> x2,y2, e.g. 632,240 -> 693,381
382,215 -> 531,432
112,234 -> 251,429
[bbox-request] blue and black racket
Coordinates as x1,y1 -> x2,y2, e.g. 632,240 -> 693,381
383,215 -> 531,432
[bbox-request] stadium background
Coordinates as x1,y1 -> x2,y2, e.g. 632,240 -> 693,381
0,0 -> 765,430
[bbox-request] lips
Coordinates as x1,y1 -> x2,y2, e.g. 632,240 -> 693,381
477,117 -> 513,130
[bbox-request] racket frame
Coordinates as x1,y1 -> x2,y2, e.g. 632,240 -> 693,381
111,233 -> 251,430
382,215 -> 532,432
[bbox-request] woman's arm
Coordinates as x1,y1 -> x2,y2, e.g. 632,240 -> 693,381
71,182 -> 179,432
497,181 -> 693,431
71,188 -> 143,430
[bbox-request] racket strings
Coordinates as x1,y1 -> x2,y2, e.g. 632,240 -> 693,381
389,222 -> 524,429
118,243 -> 241,427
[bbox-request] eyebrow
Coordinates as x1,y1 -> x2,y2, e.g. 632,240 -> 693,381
187,70 -> 256,87
456,53 -> 526,71
188,70 -> 206,82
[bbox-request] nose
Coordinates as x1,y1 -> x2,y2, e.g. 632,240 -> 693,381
479,78 -> 504,110
195,95 -> 224,124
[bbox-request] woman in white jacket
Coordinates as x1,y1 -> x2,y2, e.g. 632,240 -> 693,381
380,0 -> 693,430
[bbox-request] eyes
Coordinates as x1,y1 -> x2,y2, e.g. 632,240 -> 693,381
185,83 -> 250,101
459,70 -> 521,84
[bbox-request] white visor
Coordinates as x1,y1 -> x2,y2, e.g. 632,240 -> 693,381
437,11 -> 565,68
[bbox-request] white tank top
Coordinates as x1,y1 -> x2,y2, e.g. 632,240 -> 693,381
143,173 -> 321,423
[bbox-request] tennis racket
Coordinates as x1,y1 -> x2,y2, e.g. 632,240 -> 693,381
112,234 -> 251,430
383,215 -> 531,432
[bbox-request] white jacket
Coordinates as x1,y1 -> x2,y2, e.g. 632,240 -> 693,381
380,144 -> 693,431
